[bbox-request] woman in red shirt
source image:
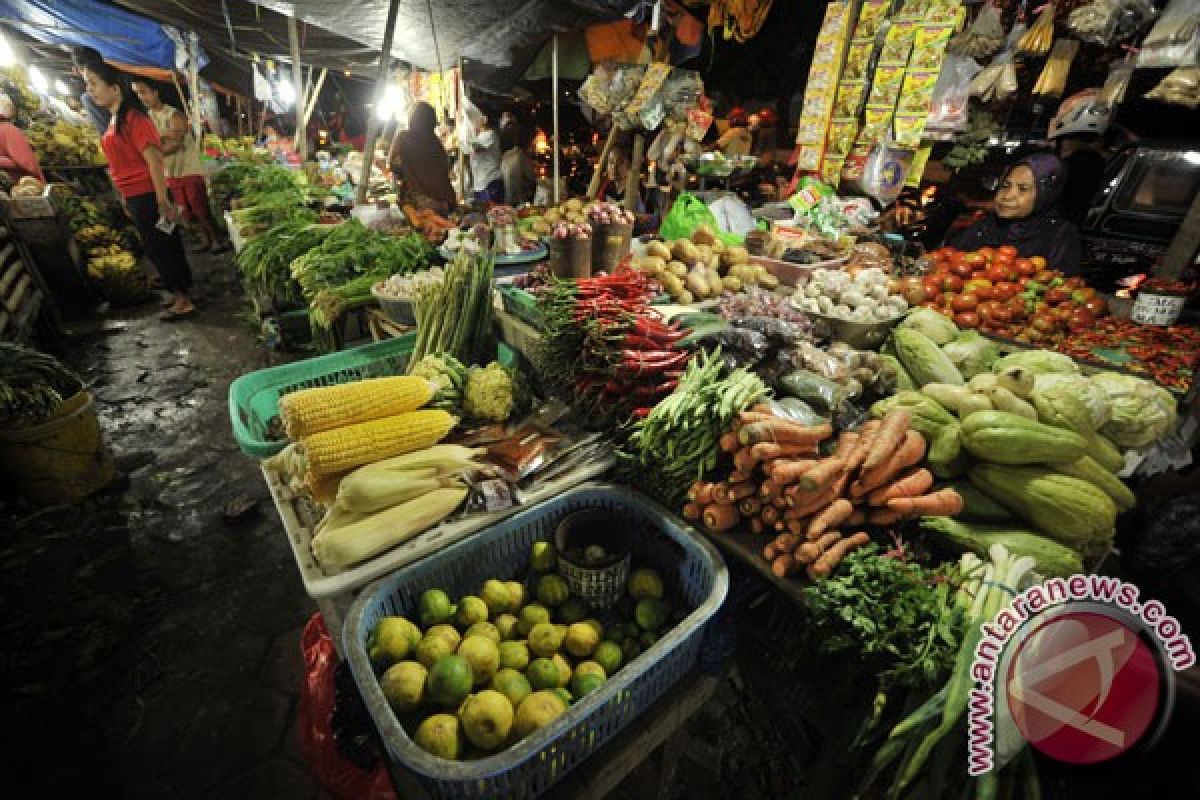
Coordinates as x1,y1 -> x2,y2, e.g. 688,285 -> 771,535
83,62 -> 195,319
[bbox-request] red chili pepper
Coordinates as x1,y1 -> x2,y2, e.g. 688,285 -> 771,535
630,407 -> 652,419
623,333 -> 664,350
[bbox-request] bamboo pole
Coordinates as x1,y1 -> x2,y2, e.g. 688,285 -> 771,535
587,124 -> 620,200
625,133 -> 644,213
287,15 -> 307,159
458,59 -> 467,204
302,67 -> 328,131
356,0 -> 402,204
552,33 -> 560,204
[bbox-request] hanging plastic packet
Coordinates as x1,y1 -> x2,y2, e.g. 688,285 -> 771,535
1067,0 -> 1158,46
971,21 -> 1026,101
1145,66 -> 1200,108
859,142 -> 916,207
1095,62 -> 1135,109
927,55 -> 983,133
578,65 -> 618,114
1137,0 -> 1200,67
1033,38 -> 1081,100
947,4 -> 1006,60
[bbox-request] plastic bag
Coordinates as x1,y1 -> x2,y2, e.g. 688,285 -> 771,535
659,193 -> 741,244
1137,0 -> 1200,67
298,614 -> 396,800
860,143 -> 916,206
947,5 -> 1005,59
761,396 -> 829,426
971,22 -> 1026,101
1096,63 -> 1135,109
927,55 -> 982,132
1145,66 -> 1200,107
708,194 -> 758,236
1067,0 -> 1158,46
778,369 -> 846,411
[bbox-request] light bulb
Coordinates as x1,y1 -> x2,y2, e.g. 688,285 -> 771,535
277,78 -> 295,106
0,35 -> 14,68
54,79 -> 69,95
28,66 -> 49,94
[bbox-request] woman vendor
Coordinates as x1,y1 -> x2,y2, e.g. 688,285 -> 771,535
947,153 -> 1081,275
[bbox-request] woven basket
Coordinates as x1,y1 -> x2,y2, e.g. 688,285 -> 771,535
554,508 -> 632,609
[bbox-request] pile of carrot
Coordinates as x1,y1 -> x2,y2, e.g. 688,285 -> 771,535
681,406 -> 963,581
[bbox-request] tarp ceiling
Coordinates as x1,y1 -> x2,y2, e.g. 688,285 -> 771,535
247,0 -> 643,72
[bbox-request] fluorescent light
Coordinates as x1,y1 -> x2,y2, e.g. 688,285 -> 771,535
0,34 -> 14,67
376,85 -> 405,122
28,66 -> 48,94
1183,151 -> 1200,166
54,79 -> 69,95
276,78 -> 295,106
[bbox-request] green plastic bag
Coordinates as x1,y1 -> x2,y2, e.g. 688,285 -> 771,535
658,193 -> 742,244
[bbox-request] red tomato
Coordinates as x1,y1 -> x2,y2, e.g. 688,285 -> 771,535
1068,309 -> 1095,331
950,262 -> 974,279
1032,314 -> 1058,334
985,264 -> 1009,283
1029,255 -> 1047,269
963,252 -> 987,272
977,246 -> 995,262
921,301 -> 940,309
951,293 -> 979,312
991,305 -> 1013,323
1015,258 -> 1036,277
1053,304 -> 1075,321
1083,297 -> 1108,317
940,274 -> 964,293
954,311 -> 981,328
1045,287 -> 1071,305
1034,269 -> 1058,283
992,281 -> 1019,300
997,245 -> 1018,259
1008,296 -> 1029,318
1065,276 -> 1085,289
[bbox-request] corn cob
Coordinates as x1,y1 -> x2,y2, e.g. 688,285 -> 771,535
303,409 -> 457,475
279,377 -> 434,438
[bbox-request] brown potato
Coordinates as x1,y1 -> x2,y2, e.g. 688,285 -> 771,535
646,240 -> 672,260
692,224 -> 717,246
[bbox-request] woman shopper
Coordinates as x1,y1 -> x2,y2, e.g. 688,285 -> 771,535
947,153 -> 1082,276
389,102 -> 456,212
0,93 -> 44,183
132,79 -> 228,253
84,63 -> 195,319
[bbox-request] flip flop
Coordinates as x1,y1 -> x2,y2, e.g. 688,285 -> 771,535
160,307 -> 197,321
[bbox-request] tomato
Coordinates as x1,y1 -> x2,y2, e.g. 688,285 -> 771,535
991,281 -> 1018,300
1007,296 -> 1028,316
922,281 -> 942,300
1083,297 -> 1108,317
921,301 -> 940,309
1072,287 -> 1097,302
1045,287 -> 1071,305
964,277 -> 993,292
954,311 -> 981,329
940,274 -> 964,293
1029,256 -> 1047,269
1015,258 -> 1036,277
1032,314 -> 1058,334
977,247 -> 995,262
951,293 -> 979,312
1065,276 -> 1085,289
1052,304 -> 1075,321
1068,309 -> 1095,331
963,252 -> 987,272
1034,269 -> 1057,283
985,264 -> 1009,283
950,262 -> 974,279
997,245 -> 1018,259
990,305 -> 1013,323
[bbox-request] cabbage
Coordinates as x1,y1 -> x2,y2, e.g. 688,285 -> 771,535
1091,372 -> 1178,448
1034,373 -> 1112,430
992,350 -> 1080,376
941,330 -> 999,379
898,307 -> 959,345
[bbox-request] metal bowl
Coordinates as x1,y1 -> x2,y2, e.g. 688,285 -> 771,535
370,286 -> 415,326
803,309 -> 905,350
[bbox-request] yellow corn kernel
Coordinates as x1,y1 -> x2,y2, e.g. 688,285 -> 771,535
279,376 -> 434,439
303,409 -> 457,476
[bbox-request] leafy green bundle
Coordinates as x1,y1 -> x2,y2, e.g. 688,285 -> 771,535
236,217 -> 336,307
410,248 -> 495,366
289,219 -> 435,301
0,343 -> 84,423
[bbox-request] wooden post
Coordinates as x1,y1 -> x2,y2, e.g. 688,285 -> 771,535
1158,190 -> 1200,280
356,0 -> 402,204
552,33 -> 560,204
302,67 -> 329,133
587,125 -> 621,199
287,14 -> 307,159
458,59 -> 467,203
624,133 -> 644,213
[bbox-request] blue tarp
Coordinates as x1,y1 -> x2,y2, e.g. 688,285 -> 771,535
0,0 -> 204,70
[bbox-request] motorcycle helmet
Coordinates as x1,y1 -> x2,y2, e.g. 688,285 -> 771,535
1048,89 -> 1113,138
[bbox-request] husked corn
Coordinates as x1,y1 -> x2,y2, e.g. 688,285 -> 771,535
279,377 -> 434,438
303,409 -> 457,475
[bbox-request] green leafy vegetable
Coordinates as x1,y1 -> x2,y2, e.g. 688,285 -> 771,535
0,343 -> 85,423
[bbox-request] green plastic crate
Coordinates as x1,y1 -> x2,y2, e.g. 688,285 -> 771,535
498,286 -> 544,329
229,334 -> 518,458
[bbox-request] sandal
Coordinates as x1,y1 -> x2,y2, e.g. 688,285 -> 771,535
160,307 -> 197,321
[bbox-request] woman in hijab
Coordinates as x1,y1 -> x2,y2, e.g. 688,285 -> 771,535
389,102 -> 456,211
947,153 -> 1082,275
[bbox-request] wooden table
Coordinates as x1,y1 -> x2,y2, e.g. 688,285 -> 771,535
365,306 -> 413,342
703,528 -> 811,608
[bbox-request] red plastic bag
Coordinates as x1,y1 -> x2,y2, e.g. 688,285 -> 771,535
297,614 -> 396,800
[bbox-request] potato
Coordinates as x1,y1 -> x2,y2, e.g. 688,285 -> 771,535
565,197 -> 584,212
639,256 -> 667,273
676,289 -> 694,305
646,240 -> 672,260
686,271 -> 710,298
667,260 -> 689,278
710,239 -> 726,255
758,272 -> 780,289
724,246 -> 749,266
723,275 -> 743,293
692,224 -> 717,246
706,268 -> 724,295
694,243 -> 713,264
672,239 -> 699,265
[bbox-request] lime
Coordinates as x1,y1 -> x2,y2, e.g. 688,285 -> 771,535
527,622 -> 565,658
551,653 -> 573,688
573,660 -> 606,681
426,624 -> 462,651
593,641 -> 623,675
536,574 -> 570,607
457,636 -> 500,686
513,690 -> 567,738
418,589 -> 455,627
628,568 -> 665,601
570,672 -> 605,699
369,616 -> 422,666
564,622 -> 600,658
517,604 -> 551,636
556,598 -> 589,624
493,613 -> 519,641
634,598 -> 667,631
498,640 -> 530,671
380,660 -> 427,713
504,580 -> 526,610
531,541 -> 557,573
492,668 -> 532,708
465,621 -> 501,644
621,639 -> 642,663
414,713 -> 461,759
552,687 -> 574,706
526,658 -> 560,691
459,690 -> 514,750
456,596 -> 489,627
479,579 -> 513,616
415,633 -> 456,668
427,654 -> 473,706
639,630 -> 659,649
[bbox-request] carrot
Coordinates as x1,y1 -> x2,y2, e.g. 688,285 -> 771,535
750,441 -> 819,462
792,489 -> 839,520
759,480 -> 782,502
772,495 -> 789,509
833,431 -> 859,458
728,483 -> 756,502
739,420 -> 833,447
733,448 -> 758,474
770,458 -> 819,485
689,481 -> 715,505
711,482 -> 732,504
862,409 -> 911,473
869,467 -> 934,506
786,518 -> 809,535
750,517 -> 765,535
750,403 -> 777,414
795,531 -> 843,564
772,553 -> 797,578
719,432 -> 740,452
808,498 -> 855,538
798,457 -> 846,492
763,542 -> 777,560
867,508 -> 904,525
854,431 -> 928,498
729,469 -> 753,484
844,420 -> 881,472
886,488 -> 964,518
702,503 -> 741,532
740,496 -> 762,516
682,502 -> 701,521
808,532 -> 872,579
847,509 -> 867,526
773,532 -> 801,552
761,506 -> 780,526
739,410 -> 782,424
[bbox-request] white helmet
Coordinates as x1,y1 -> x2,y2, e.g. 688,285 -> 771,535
1049,90 -> 1113,138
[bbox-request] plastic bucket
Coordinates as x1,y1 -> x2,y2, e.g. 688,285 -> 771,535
0,391 -> 115,504
1131,291 -> 1186,326
592,222 -> 634,272
548,237 -> 592,280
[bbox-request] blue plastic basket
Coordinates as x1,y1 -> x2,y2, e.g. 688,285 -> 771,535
344,484 -> 728,800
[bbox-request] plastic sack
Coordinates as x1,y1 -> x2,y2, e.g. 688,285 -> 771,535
708,194 -> 758,236
298,614 -> 396,800
659,193 -> 741,244
1137,0 -> 1200,67
860,143 -> 916,206
1067,0 -> 1158,46
761,396 -> 829,427
778,369 -> 846,411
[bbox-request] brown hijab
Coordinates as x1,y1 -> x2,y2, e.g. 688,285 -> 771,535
393,102 -> 455,206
